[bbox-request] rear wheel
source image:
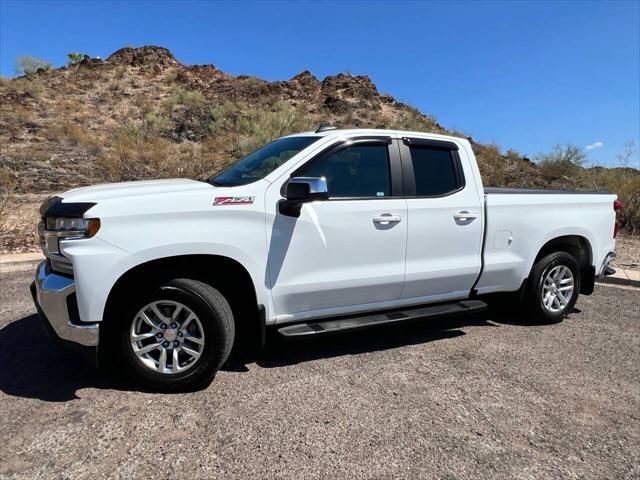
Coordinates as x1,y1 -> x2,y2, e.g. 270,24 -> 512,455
118,278 -> 234,392
525,251 -> 581,323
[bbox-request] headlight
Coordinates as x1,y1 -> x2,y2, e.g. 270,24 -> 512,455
41,217 -> 101,241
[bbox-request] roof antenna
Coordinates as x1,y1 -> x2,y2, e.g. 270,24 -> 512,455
315,122 -> 337,133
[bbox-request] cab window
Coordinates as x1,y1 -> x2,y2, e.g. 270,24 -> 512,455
409,146 -> 461,196
301,144 -> 391,198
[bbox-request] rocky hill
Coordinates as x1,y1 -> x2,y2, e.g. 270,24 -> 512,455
0,45 -> 546,194
0,46 -> 637,253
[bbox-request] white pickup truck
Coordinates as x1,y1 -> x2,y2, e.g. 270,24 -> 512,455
32,126 -> 620,391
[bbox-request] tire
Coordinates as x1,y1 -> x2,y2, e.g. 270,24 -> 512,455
524,251 -> 581,323
118,278 -> 235,392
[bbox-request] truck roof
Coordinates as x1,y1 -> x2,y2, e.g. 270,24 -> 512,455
283,128 -> 467,144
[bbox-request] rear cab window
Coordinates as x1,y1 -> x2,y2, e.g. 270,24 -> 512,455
401,138 -> 465,197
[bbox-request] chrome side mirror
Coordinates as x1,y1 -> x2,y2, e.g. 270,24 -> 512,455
285,177 -> 329,202
280,177 -> 329,217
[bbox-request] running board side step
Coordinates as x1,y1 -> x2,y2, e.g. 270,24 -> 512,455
277,299 -> 487,338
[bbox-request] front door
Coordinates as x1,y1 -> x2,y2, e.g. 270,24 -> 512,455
266,138 -> 407,321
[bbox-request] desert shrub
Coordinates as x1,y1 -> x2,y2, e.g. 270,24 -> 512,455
15,56 -> 52,76
46,121 -> 86,146
198,137 -> 232,178
0,166 -> 17,225
206,100 -> 311,155
536,144 -> 586,182
115,123 -> 148,144
108,79 -> 123,92
390,109 -> 441,133
1,106 -> 34,137
584,167 -> 640,233
134,95 -> 154,115
143,112 -> 173,137
475,145 -> 541,188
45,121 -> 102,154
614,177 -> 640,233
164,71 -> 179,83
167,86 -> 205,107
3,77 -> 45,97
98,126 -> 147,181
5,144 -> 51,164
113,65 -> 127,80
99,124 -> 185,181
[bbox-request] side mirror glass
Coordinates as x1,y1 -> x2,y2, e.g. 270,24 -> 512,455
285,177 -> 329,202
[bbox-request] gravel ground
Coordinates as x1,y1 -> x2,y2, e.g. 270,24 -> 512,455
612,233 -> 640,270
0,270 -> 638,479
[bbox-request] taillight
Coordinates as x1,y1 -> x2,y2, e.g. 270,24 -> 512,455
613,200 -> 622,238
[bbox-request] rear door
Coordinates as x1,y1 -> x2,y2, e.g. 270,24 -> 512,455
399,137 -> 483,301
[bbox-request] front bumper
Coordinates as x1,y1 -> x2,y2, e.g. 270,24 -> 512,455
31,261 -> 99,349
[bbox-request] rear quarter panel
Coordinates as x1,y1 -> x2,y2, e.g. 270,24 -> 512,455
476,193 -> 617,294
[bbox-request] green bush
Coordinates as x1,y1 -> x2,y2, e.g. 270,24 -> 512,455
67,52 -> 87,65
167,86 -> 205,107
143,112 -> 173,136
536,144 -> 586,182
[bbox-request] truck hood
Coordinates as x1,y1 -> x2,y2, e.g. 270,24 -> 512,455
59,179 -> 213,202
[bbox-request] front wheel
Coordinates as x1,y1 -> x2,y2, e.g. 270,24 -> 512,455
524,251 -> 581,323
118,278 -> 235,392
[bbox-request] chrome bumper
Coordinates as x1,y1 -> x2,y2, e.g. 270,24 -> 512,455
31,261 -> 99,347
598,252 -> 616,277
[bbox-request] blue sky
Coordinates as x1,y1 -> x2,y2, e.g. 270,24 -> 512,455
1,0 -> 638,166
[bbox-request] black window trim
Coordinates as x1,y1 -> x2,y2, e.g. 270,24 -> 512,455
401,136 -> 459,151
283,136 -> 404,200
399,137 -> 466,198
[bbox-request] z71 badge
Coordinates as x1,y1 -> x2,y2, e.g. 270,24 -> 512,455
213,196 -> 255,206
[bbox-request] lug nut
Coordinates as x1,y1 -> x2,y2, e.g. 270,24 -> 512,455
156,333 -> 163,338
162,341 -> 169,348
171,323 -> 177,329
177,331 -> 183,337
174,341 -> 179,347
160,323 -> 167,330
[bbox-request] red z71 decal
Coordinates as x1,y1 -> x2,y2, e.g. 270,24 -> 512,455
213,196 -> 255,206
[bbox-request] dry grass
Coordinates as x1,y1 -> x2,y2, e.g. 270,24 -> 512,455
0,193 -> 48,254
1,77 -> 45,97
45,122 -> 102,155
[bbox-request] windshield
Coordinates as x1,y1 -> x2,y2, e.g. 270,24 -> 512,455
209,136 -> 320,187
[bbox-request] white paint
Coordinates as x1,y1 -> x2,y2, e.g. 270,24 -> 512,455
49,129 -> 616,326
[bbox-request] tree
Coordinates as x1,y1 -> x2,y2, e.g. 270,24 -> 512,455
616,141 -> 638,180
535,144 -> 586,181
15,55 -> 52,76
67,52 -> 86,65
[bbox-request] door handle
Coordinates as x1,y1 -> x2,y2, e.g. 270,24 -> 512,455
453,210 -> 477,221
373,214 -> 402,224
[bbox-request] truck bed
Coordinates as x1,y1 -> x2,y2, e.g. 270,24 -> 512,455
484,187 -> 612,195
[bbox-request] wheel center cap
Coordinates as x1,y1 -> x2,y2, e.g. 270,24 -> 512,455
164,329 -> 178,342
